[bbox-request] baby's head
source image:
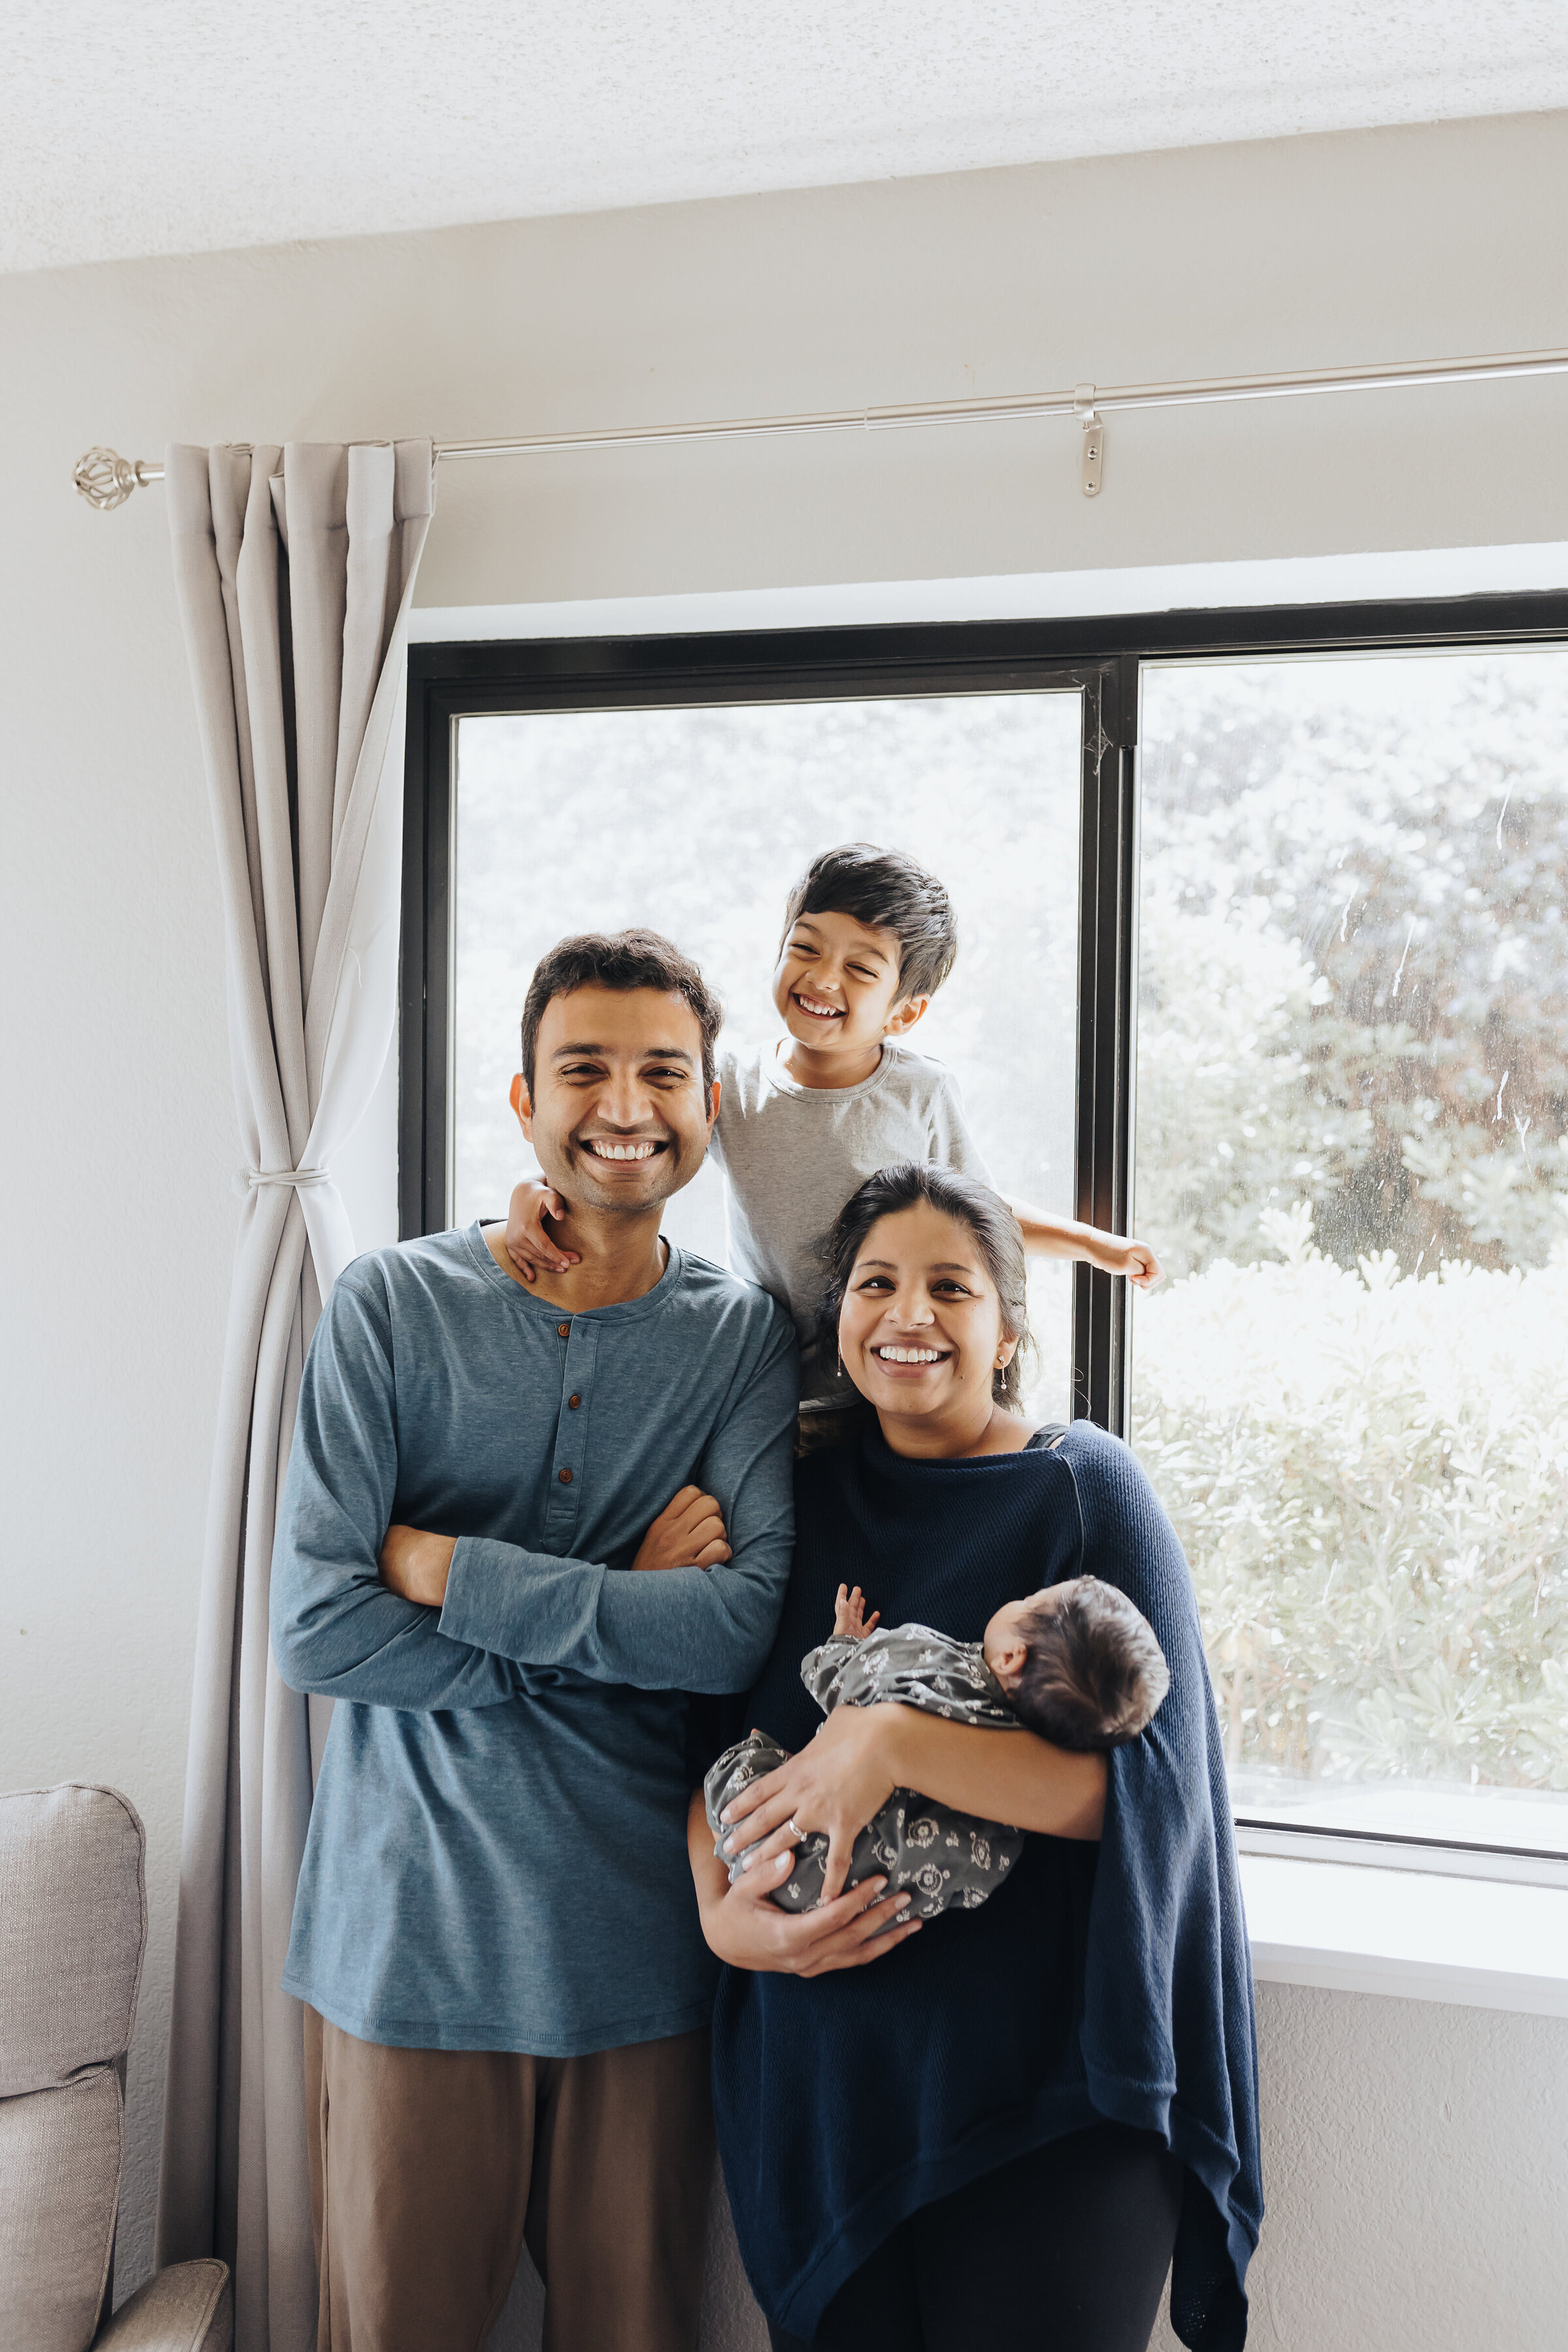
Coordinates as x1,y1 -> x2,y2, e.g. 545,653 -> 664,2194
983,1578 -> 1169,1751
774,843 -> 958,1060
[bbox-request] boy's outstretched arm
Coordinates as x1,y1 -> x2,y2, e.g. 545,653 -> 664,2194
1003,1197 -> 1162,1290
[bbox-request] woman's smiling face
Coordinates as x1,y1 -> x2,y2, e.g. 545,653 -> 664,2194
837,1201 -> 1019,1428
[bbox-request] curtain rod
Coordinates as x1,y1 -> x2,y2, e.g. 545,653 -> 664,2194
72,342 -> 1568,512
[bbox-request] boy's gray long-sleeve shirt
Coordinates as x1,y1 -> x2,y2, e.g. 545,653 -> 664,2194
271,1222 -> 797,2055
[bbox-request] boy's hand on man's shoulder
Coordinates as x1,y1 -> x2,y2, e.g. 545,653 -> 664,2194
503,1177 -> 581,1282
633,1485 -> 732,1573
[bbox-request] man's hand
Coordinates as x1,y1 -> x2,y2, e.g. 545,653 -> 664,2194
502,1177 -> 581,1282
632,1485 -> 732,1573
832,1582 -> 880,1641
687,1791 -> 919,1978
378,1525 -> 457,1607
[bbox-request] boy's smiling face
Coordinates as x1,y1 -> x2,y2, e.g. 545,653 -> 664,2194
772,907 -> 929,1063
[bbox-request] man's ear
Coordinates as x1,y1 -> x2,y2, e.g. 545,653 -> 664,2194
510,1072 -> 534,1142
707,1075 -> 721,1134
883,993 -> 930,1038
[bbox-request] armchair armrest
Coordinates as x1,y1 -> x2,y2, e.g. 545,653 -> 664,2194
95,2260 -> 232,2351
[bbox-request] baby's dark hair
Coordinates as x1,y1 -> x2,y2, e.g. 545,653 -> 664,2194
781,843 -> 958,1002
1010,1578 -> 1169,1751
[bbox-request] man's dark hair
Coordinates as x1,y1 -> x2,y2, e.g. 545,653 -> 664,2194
519,930 -> 724,1095
782,843 -> 959,1002
1011,1578 -> 1169,1752
815,1162 -> 1033,1408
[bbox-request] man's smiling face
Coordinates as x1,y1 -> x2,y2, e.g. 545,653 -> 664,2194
515,984 -> 719,1214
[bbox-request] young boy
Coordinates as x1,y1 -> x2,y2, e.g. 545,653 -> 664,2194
504,841 -> 1160,1405
704,1572 -> 1169,1920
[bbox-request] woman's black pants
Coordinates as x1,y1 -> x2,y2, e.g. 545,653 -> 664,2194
765,2121 -> 1184,2352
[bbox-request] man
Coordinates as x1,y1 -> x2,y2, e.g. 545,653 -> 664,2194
271,930 -> 797,2352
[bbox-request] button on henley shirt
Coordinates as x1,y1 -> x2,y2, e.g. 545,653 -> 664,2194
272,1222 -> 797,2056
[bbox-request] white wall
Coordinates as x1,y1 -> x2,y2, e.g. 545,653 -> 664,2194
3,106 -> 1567,2342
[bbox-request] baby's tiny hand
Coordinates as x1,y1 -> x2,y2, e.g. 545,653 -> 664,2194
832,1583 -> 881,1641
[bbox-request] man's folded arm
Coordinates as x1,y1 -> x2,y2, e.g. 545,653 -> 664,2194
438,1309 -> 798,1693
270,1271 -> 523,1710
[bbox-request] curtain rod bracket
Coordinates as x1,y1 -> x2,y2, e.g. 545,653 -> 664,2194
1074,385 -> 1104,498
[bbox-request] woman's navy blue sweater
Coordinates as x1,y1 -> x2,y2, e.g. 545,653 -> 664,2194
711,1418 -> 1262,2349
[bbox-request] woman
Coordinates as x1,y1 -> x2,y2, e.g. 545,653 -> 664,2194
687,1164 -> 1261,2352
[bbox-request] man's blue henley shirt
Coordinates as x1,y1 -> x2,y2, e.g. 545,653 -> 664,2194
271,1222 -> 797,2056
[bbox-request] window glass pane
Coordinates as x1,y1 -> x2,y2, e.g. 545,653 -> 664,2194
453,693 -> 1083,1422
1133,648 -> 1568,1853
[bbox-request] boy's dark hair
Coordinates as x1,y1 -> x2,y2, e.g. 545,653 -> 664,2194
782,843 -> 958,1002
1011,1578 -> 1169,1752
815,1162 -> 1034,1409
519,930 -> 724,1095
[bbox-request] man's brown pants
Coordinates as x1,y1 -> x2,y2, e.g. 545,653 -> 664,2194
304,2008 -> 716,2352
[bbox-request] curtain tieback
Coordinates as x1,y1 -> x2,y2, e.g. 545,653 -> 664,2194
239,1166 -> 333,1193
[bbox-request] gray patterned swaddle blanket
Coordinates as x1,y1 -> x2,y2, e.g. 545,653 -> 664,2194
703,1624 -> 1026,1921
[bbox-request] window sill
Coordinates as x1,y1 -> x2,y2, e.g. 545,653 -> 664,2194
1241,1853 -> 1568,2018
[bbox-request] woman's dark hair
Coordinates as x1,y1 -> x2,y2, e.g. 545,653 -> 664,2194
519,929 -> 724,1094
815,1162 -> 1034,1408
1011,1578 -> 1171,1751
782,843 -> 958,1002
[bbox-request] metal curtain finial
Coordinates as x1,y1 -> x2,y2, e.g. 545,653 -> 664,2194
1074,384 -> 1104,498
73,446 -> 157,511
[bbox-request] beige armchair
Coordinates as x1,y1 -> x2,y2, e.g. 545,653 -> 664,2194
0,1784 -> 232,2351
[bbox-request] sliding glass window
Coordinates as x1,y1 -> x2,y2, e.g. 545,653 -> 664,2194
1132,645 -> 1568,1861
403,604 -> 1567,1870
418,659 -> 1100,1424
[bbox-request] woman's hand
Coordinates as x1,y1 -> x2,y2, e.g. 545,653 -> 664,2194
721,1705 -> 1109,1895
687,1792 -> 920,1976
379,1525 -> 457,1606
719,1707 -> 902,1904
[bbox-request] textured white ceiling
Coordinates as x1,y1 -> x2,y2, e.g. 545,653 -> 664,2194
8,1 -> 1568,275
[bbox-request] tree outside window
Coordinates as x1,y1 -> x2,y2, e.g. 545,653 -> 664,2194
1133,650 -> 1568,1846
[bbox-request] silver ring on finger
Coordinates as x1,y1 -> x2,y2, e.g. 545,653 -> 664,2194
787,1817 -> 804,1842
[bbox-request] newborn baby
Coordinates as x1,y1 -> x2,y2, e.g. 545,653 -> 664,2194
705,1575 -> 1169,1921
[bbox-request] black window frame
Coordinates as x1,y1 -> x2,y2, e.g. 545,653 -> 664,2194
401,588 -> 1568,1447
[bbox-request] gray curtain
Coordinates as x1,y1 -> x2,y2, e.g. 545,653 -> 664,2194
155,442 -> 434,2351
